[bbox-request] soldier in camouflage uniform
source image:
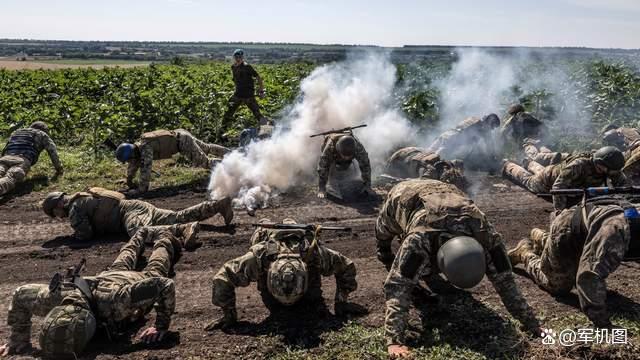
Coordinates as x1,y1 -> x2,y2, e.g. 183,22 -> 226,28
115,129 -> 229,194
384,147 -> 466,189
427,114 -> 501,170
317,132 -> 372,199
502,146 -> 627,210
0,121 -> 63,197
500,104 -> 547,144
207,218 -> 360,330
376,179 -> 541,358
0,226 -> 197,357
509,198 -> 640,329
42,187 -> 233,242
601,125 -> 640,153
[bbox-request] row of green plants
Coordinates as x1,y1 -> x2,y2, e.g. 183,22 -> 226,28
1,59 -> 640,153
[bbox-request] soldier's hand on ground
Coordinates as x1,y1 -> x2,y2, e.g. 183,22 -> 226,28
388,344 -> 412,358
0,342 -> 29,356
317,191 -> 326,199
334,301 -> 368,318
139,327 -> 166,344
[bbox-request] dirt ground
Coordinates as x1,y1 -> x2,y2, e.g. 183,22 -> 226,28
0,173 -> 639,359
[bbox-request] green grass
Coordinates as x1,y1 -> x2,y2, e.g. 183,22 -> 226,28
39,59 -> 152,65
24,146 -> 208,194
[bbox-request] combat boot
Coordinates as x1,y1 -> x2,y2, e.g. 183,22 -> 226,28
530,228 -> 547,254
217,197 -> 234,225
508,239 -> 534,266
172,222 -> 201,251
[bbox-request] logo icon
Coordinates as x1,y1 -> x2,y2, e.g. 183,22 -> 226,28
541,328 -> 557,345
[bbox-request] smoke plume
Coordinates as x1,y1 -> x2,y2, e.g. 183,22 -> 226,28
208,51 -> 415,205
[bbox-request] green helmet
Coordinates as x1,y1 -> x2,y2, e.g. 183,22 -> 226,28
42,192 -> 66,217
267,254 -> 308,305
593,146 -> 625,171
336,136 -> 357,159
39,304 -> 96,358
602,130 -> 625,150
437,236 -> 486,289
30,121 -> 49,133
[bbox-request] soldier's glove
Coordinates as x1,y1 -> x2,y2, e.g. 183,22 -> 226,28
334,301 -> 368,318
377,248 -> 395,270
205,308 -> 237,331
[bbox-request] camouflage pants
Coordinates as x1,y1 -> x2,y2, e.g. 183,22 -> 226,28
327,165 -> 366,200
0,155 -> 30,196
522,210 -> 628,326
523,144 -> 564,166
503,161 -> 549,193
176,130 -> 228,169
120,199 -> 223,236
107,227 -> 176,277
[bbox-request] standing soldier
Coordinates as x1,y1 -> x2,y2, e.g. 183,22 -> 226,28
115,129 -> 229,195
221,49 -> 266,138
502,146 -> 627,210
41,187 -> 233,242
427,114 -> 501,170
384,146 -> 466,189
206,218 -> 362,330
317,131 -> 372,199
0,226 -> 198,358
509,198 -> 640,329
376,179 -> 541,358
0,121 -> 63,197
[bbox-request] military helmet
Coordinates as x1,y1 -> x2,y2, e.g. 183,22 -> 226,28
593,146 -> 626,171
39,304 -> 96,358
437,236 -> 486,289
115,143 -> 135,163
42,191 -> 66,217
335,136 -> 357,159
507,104 -> 525,116
481,113 -> 501,128
267,254 -> 308,305
602,129 -> 625,149
233,49 -> 244,57
601,123 -> 619,133
30,121 -> 49,133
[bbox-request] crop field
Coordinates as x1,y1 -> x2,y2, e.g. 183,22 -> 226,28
1,51 -> 640,359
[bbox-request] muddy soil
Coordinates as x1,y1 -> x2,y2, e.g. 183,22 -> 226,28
0,174 -> 638,359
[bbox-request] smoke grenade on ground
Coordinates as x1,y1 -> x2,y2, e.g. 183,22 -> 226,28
208,51 -> 415,207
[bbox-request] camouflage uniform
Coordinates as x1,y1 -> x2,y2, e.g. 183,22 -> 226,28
317,133 -> 371,194
520,202 -> 633,327
501,111 -> 547,143
222,62 -> 264,130
385,147 -> 465,188
503,154 -> 626,209
376,179 -> 539,346
6,227 -> 178,349
127,129 -> 228,193
603,127 -> 640,152
65,190 -> 228,241
523,142 -> 567,166
211,222 -> 357,314
622,141 -> 640,184
0,128 -> 62,196
427,117 -> 498,168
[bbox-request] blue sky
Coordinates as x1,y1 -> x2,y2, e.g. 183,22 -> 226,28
1,0 -> 638,48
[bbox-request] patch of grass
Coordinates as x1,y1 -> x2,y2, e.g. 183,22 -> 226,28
40,59 -> 151,65
25,146 -> 208,194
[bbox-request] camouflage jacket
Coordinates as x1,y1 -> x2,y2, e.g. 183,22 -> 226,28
385,147 -> 442,179
2,128 -> 62,171
376,179 -> 539,345
211,228 -> 357,311
127,130 -> 180,192
552,157 -> 627,210
317,133 -> 371,189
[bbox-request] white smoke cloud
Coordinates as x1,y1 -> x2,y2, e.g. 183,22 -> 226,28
208,51 -> 415,205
